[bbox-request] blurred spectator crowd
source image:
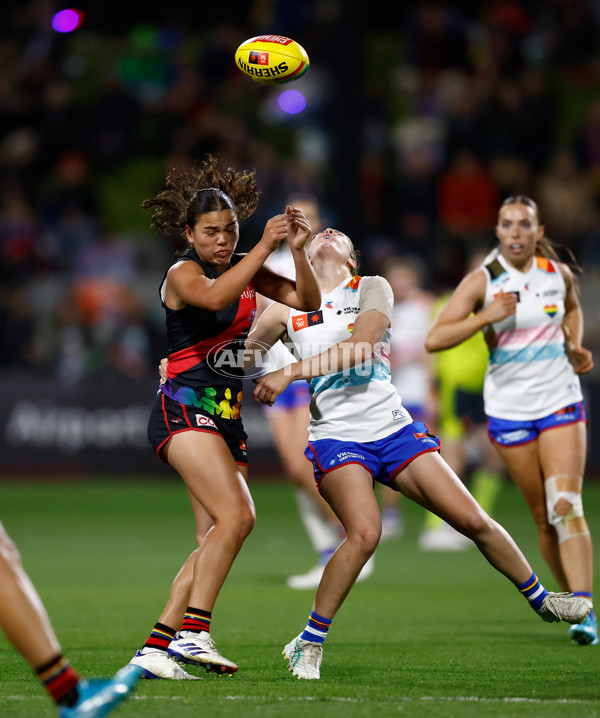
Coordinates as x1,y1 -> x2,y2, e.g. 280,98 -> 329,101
1,0 -> 600,385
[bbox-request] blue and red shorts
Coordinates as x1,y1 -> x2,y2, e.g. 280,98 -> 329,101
148,392 -> 248,465
305,421 -> 440,489
487,401 -> 586,447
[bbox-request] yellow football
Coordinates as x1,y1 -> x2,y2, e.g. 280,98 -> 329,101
234,35 -> 309,86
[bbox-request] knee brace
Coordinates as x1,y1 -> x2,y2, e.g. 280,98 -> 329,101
544,474 -> 587,543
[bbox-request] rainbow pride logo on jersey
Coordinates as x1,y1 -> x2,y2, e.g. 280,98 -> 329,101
344,276 -> 361,292
544,304 -> 558,318
536,257 -> 556,273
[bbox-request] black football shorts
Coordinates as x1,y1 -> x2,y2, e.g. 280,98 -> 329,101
147,391 -> 248,465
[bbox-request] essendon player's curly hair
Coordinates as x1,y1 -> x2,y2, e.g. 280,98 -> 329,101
142,155 -> 261,247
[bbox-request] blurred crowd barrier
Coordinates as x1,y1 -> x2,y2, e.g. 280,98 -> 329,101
0,378 -> 278,477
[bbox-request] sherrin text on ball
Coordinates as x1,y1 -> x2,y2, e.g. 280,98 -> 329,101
234,35 -> 309,86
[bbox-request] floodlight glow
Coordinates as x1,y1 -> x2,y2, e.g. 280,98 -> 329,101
277,89 -> 307,115
52,9 -> 84,33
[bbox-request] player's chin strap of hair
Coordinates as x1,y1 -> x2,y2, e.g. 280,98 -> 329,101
545,473 -> 588,543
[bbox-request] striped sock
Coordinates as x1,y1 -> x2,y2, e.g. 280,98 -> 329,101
143,622 -> 177,653
181,607 -> 211,634
574,592 -> 594,620
36,654 -> 80,706
516,572 -> 548,611
301,610 -> 332,644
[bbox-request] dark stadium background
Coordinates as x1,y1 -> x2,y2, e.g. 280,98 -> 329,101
1,0 -> 599,476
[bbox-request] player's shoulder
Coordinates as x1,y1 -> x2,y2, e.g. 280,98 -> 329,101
168,257 -> 206,283
357,274 -> 392,291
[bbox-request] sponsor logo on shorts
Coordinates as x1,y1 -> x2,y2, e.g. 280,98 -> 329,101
552,409 -> 577,422
392,409 -> 405,421
413,431 -> 437,445
336,451 -> 365,462
195,415 -> 216,428
497,429 -> 530,444
239,439 -> 247,451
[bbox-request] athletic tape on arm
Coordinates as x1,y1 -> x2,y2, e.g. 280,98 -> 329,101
359,276 -> 394,322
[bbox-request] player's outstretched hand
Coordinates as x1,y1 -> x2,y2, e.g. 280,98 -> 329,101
285,205 -> 312,252
253,368 -> 293,406
260,214 -> 289,252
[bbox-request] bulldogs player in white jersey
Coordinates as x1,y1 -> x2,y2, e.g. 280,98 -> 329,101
248,227 -> 591,679
425,195 -> 596,647
255,194 -> 351,591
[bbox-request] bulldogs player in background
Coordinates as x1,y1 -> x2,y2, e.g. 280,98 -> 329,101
425,195 -> 596,647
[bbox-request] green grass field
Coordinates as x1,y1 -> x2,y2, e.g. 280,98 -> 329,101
1,477 -> 600,718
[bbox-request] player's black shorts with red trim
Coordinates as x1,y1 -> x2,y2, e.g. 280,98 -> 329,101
148,391 -> 248,465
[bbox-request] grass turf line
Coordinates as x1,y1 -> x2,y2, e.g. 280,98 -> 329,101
0,479 -> 599,717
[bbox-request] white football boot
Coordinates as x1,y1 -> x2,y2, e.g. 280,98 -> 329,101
282,634 -> 323,680
286,563 -> 325,590
129,650 -> 201,679
536,593 -> 592,624
287,555 -> 374,590
418,523 -> 473,552
168,631 -> 238,674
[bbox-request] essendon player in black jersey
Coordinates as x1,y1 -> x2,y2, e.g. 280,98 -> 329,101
158,248 -> 256,428
131,156 -> 320,679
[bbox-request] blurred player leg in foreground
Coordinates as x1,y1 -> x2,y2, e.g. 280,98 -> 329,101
0,521 -> 141,717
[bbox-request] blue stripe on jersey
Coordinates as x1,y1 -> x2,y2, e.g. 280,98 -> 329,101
489,343 -> 565,365
310,363 -> 391,395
